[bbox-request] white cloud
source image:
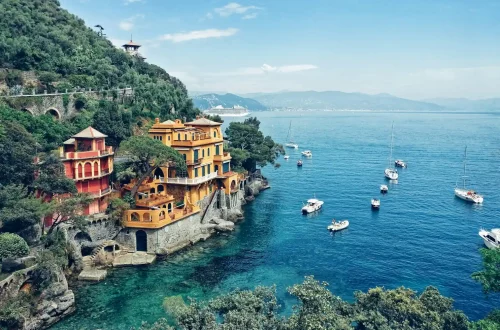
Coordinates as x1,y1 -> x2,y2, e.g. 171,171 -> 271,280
160,28 -> 238,43
124,0 -> 144,5
119,14 -> 144,31
213,2 -> 262,19
242,13 -> 258,19
211,64 -> 319,76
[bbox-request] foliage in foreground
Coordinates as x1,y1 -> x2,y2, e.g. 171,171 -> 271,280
137,276 -> 476,330
472,248 -> 500,294
0,232 -> 29,260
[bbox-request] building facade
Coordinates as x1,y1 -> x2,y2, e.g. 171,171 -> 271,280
58,127 -> 114,215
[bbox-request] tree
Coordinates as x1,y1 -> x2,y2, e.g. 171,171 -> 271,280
0,184 -> 51,236
0,120 -> 36,186
0,232 -> 29,260
472,248 -> 500,294
46,193 -> 93,235
225,118 -> 284,173
34,152 -> 77,196
92,100 -> 132,148
118,136 -> 186,197
469,309 -> 500,330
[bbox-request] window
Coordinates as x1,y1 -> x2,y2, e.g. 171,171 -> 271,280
183,154 -> 186,161
195,168 -> 199,177
202,149 -> 205,157
208,148 -> 210,156
202,166 -> 206,176
177,133 -> 180,140
184,134 -> 187,140
213,131 -> 217,138
216,145 -> 220,155
207,165 -> 211,174
168,136 -> 171,141
223,162 -> 230,173
194,149 -> 199,161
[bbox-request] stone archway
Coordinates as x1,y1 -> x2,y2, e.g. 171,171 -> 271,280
21,108 -> 34,116
230,180 -> 236,191
45,108 -> 61,120
136,230 -> 147,252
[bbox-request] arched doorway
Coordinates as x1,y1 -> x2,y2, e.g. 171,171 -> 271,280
136,230 -> 147,252
214,165 -> 219,175
154,167 -> 164,180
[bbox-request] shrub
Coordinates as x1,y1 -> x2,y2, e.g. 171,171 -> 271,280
0,233 -> 30,260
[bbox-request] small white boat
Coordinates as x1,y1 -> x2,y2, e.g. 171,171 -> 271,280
327,219 -> 349,232
380,185 -> 388,193
297,160 -> 303,167
285,121 -> 299,149
454,188 -> 483,204
395,159 -> 407,168
384,123 -> 399,180
301,150 -> 312,157
284,155 -> 290,160
454,146 -> 483,204
479,229 -> 500,249
302,198 -> 324,214
371,198 -> 380,209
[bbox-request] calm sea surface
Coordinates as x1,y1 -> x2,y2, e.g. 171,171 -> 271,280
53,111 -> 500,329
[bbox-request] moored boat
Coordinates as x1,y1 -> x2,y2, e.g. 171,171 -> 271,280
285,121 -> 299,149
384,123 -> 399,180
327,219 -> 349,232
395,159 -> 407,168
454,146 -> 483,204
380,185 -> 388,193
301,150 -> 312,157
371,198 -> 380,209
302,198 -> 324,214
284,155 -> 290,160
479,229 -> 500,249
297,160 -> 303,167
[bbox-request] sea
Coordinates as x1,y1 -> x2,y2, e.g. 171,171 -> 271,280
53,110 -> 500,329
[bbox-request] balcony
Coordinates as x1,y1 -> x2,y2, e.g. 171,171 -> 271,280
213,152 -> 231,162
89,187 -> 112,198
171,137 -> 223,147
74,168 -> 112,181
135,194 -> 175,207
122,206 -> 201,229
186,157 -> 203,166
159,172 -> 218,185
61,146 -> 114,160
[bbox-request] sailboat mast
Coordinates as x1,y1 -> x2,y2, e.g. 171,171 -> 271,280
463,146 -> 467,188
389,123 -> 394,168
286,121 -> 291,142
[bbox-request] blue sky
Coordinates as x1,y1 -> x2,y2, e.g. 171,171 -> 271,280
60,0 -> 500,99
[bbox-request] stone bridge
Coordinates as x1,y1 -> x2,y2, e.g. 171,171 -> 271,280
0,87 -> 133,120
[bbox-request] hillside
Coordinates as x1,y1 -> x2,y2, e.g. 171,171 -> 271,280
248,91 -> 444,111
193,93 -> 267,110
424,98 -> 500,111
0,0 -> 197,120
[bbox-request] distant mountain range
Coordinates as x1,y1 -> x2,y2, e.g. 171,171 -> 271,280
191,91 -> 500,111
192,93 -> 268,110
245,91 -> 443,111
424,98 -> 500,111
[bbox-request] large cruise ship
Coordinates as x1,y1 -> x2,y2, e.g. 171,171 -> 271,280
203,105 -> 250,117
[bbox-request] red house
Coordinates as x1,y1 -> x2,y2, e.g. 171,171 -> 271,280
59,127 -> 114,215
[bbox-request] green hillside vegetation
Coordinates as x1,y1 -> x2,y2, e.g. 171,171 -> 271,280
0,0 -> 197,120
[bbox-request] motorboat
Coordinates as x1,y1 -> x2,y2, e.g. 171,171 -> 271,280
395,159 -> 407,168
371,198 -> 380,209
297,160 -> 303,167
327,219 -> 349,232
479,229 -> 500,249
454,146 -> 483,204
384,123 -> 399,180
380,185 -> 388,193
284,155 -> 290,160
285,121 -> 299,149
454,188 -> 483,204
301,198 -> 324,214
384,168 -> 398,180
301,150 -> 312,157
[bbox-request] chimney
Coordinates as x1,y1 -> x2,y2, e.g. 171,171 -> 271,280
155,118 -> 160,124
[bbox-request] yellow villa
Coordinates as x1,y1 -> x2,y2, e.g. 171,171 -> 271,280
121,117 -> 241,235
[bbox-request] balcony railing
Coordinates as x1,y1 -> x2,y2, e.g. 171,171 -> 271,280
186,157 -> 203,166
159,172 -> 218,185
62,147 -> 114,160
89,187 -> 112,198
214,152 -> 231,162
75,168 -> 112,181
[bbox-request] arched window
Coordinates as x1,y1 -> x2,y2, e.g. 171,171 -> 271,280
158,185 -> 164,193
159,211 -> 165,220
93,161 -> 99,176
131,213 -> 140,222
168,203 -> 172,213
143,213 -> 151,222
84,162 -> 92,178
150,188 -> 155,194
214,165 -> 219,174
213,131 -> 217,138
177,133 -> 180,140
77,164 -> 83,178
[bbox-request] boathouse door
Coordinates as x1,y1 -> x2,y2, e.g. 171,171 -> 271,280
136,230 -> 147,252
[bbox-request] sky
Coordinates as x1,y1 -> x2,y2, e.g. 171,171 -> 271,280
60,0 -> 500,100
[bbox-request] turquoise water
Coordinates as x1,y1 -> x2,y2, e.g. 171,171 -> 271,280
54,111 -> 500,329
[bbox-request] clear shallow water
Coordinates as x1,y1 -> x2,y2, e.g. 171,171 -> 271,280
54,111 -> 500,329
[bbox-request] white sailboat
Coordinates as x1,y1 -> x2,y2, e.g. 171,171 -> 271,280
454,146 -> 483,203
285,121 -> 299,149
384,123 -> 399,180
479,228 -> 500,249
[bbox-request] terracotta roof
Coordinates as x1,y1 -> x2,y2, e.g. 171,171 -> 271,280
63,138 -> 75,145
72,127 -> 107,139
185,118 -> 221,126
123,40 -> 141,47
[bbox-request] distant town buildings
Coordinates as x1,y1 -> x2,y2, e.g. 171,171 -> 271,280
122,39 -> 146,60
